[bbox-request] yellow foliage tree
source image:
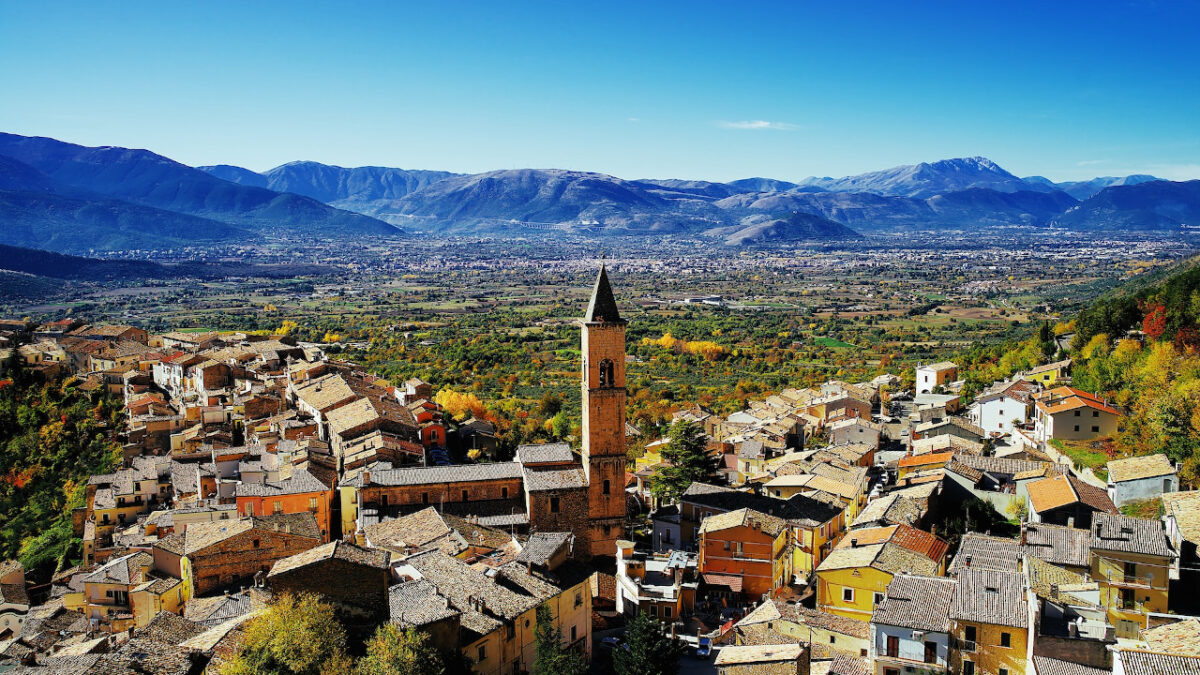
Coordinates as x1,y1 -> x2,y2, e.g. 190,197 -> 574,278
434,388 -> 489,422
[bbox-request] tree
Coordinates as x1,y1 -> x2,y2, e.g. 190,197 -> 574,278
651,420 -> 719,503
220,594 -> 347,675
357,624 -> 445,675
531,605 -> 587,675
613,612 -> 684,675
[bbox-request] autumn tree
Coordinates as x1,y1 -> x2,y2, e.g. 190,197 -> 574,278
356,624 -> 445,675
651,420 -> 719,503
220,594 -> 348,675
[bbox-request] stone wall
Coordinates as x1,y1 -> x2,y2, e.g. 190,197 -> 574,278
187,528 -> 320,596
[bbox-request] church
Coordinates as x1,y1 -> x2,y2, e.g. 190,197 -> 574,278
344,265 -> 629,558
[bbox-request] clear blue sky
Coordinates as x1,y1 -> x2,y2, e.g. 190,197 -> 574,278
2,1 -> 1197,182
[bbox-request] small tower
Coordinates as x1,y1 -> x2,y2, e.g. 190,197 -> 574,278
580,264 -> 628,557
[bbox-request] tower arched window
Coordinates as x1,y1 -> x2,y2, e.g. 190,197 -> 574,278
599,359 -> 614,388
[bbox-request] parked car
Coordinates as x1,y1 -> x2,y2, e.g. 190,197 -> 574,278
695,638 -> 712,659
600,636 -> 623,649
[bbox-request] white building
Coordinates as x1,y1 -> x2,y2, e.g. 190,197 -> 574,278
967,379 -> 1039,436
870,574 -> 955,675
915,362 -> 958,395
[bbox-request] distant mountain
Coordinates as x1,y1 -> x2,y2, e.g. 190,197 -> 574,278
798,157 -> 1053,199
1054,180 -> 1200,231
707,211 -> 861,246
1050,175 -> 1160,201
727,177 -> 802,193
925,188 -> 1078,227
0,155 -> 60,193
198,164 -> 269,188
0,133 -> 400,238
392,169 -> 724,233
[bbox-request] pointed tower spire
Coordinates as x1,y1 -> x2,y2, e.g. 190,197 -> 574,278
585,264 -> 623,323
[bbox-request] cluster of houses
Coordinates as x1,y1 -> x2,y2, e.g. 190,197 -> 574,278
623,359 -> 1200,675
0,264 -> 635,675
3,269 -> 1200,675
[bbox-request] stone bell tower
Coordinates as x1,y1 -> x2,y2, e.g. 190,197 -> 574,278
580,264 -> 628,557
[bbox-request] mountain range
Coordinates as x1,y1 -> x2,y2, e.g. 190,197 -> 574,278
0,131 -> 1197,253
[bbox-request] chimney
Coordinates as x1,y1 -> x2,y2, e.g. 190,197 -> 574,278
362,471 -> 371,486
1067,516 -> 1075,529
850,538 -> 858,548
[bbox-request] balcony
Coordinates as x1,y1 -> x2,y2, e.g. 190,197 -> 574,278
955,639 -> 977,653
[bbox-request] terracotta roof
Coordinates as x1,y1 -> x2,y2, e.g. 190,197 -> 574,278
714,644 -> 803,666
701,572 -> 743,591
1142,618 -> 1200,657
1034,386 -> 1122,417
1108,454 -> 1176,483
699,508 -> 787,538
1163,490 -> 1200,544
1027,474 -> 1117,514
899,451 -> 954,468
269,540 -> 389,577
872,574 -> 955,632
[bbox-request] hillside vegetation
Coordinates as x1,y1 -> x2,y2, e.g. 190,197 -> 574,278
0,364 -> 123,574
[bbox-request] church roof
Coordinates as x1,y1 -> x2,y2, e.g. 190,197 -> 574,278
584,265 -> 624,324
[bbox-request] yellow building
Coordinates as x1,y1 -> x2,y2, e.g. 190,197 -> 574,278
733,597 -> 869,658
1020,358 -> 1071,385
949,568 -> 1030,675
72,551 -> 188,632
789,504 -> 846,580
815,525 -> 948,621
392,546 -> 591,675
1090,513 -> 1173,639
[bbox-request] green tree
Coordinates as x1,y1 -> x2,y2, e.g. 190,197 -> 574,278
531,604 -> 587,675
357,623 -> 446,675
650,420 -> 719,503
220,594 -> 348,675
613,612 -> 684,675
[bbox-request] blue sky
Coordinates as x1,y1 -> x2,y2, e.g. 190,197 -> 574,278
1,1 -> 1197,182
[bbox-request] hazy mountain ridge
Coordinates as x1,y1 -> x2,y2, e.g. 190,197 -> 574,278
2,132 -> 1196,246
0,133 -> 401,243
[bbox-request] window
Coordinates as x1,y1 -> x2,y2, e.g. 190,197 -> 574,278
462,490 -> 469,502
308,497 -> 318,511
575,592 -> 583,608
501,487 -> 509,499
664,606 -> 672,618
1000,669 -> 1009,675
842,587 -> 854,603
1074,425 -> 1080,432
252,539 -> 260,549
1074,410 -> 1081,417
273,501 -> 282,514
829,635 -> 836,644
964,625 -> 977,643
1092,426 -> 1100,433
1093,410 -> 1100,417
963,662 -> 975,675
885,635 -> 899,657
506,623 -> 515,639
571,625 -> 577,642
874,592 -> 884,605
1000,632 -> 1011,648
603,479 -> 611,495
924,641 -> 937,664
599,359 -> 614,387
477,646 -> 486,661
550,497 -> 560,513
422,492 -> 429,505
723,540 -> 731,551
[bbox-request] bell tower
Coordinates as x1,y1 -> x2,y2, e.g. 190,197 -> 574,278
580,264 -> 627,557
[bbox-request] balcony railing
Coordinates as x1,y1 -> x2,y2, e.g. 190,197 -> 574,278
955,639 -> 977,653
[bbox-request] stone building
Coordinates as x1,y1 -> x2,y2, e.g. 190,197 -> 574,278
182,512 -> 322,596
267,541 -> 392,623
342,266 -> 629,558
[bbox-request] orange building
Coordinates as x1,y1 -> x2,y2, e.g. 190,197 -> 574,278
235,468 -> 335,541
698,507 -> 790,600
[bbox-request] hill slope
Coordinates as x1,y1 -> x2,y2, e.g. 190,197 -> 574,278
1054,180 -> 1200,232
707,211 -> 861,245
